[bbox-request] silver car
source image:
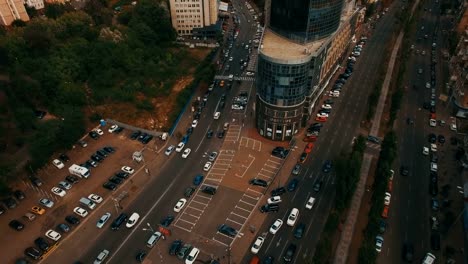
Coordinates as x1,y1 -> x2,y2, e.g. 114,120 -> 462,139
58,181 -> 72,190
96,212 -> 111,228
39,198 -> 54,208
208,152 -> 218,162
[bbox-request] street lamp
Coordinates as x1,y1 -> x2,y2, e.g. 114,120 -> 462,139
142,222 -> 154,233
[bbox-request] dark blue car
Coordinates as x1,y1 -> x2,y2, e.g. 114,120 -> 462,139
287,178 -> 299,192
193,174 -> 204,186
322,160 -> 332,173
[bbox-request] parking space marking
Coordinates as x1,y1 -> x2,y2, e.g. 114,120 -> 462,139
246,188 -> 263,197
191,200 -> 208,207
205,178 -> 222,183
187,206 -> 204,213
239,137 -> 262,151
235,155 -> 255,178
212,237 -> 229,247
235,205 -> 252,213
177,217 -> 196,226
226,218 -> 244,226
231,212 -> 248,220
268,156 -> 282,163
257,173 -> 273,180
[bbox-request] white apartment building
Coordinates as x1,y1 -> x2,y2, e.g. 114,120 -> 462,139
0,0 -> 29,26
24,0 -> 44,10
169,0 -> 218,36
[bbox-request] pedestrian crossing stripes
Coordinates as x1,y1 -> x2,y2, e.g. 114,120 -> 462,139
214,75 -> 255,82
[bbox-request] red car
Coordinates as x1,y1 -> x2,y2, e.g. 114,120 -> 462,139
304,143 -> 314,153
303,135 -> 317,142
315,116 -> 327,122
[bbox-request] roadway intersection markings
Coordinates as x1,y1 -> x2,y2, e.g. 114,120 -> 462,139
225,124 -> 242,142
239,136 -> 262,151
173,151 -> 235,233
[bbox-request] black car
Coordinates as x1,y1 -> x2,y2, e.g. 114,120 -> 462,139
423,102 -> 430,109
160,216 -> 175,227
169,240 -> 183,255
430,171 -> 438,183
322,160 -> 332,173
142,135 -> 153,144
310,122 -> 323,128
294,223 -> 305,239
65,215 -> 80,225
283,243 -> 297,262
13,190 -> 26,200
115,172 -> 130,179
186,127 -> 194,135
34,237 -> 50,251
114,127 -> 124,133
135,251 -> 147,262
184,187 -> 195,198
201,186 -> 216,195
313,180 -> 323,192
89,131 -> 99,139
111,213 -> 128,230
429,181 -> 438,196
24,247 -> 42,260
96,150 -> 108,158
91,154 -> 103,163
402,243 -> 414,262
437,135 -> 445,143
260,204 -> 279,213
218,224 -> 237,237
206,129 -> 213,139
271,187 -> 286,196
109,176 -> 124,185
3,197 -> 17,209
430,232 -> 440,250
59,153 -> 70,162
130,131 -> 141,140
0,205 -> 5,215
217,130 -> 225,138
400,166 -> 409,176
57,223 -> 70,233
287,178 -> 299,192
378,219 -> 387,233
29,176 -> 43,187
103,182 -> 117,191
249,178 -> 268,187
262,256 -> 274,264
103,146 -> 115,154
66,175 -> 79,184
318,109 -> 331,114
86,160 -> 98,168
367,135 -> 380,144
9,220 -> 24,231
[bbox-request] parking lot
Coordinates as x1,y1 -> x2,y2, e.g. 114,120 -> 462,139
1,125 -> 163,263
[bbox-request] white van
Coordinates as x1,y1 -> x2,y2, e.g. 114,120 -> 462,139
422,252 -> 436,264
146,231 -> 162,248
287,208 -> 299,226
305,197 -> 316,209
160,133 -> 168,141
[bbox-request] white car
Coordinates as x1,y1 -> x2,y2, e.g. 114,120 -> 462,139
287,208 -> 299,226
321,104 -> 332,110
108,125 -> 119,133
95,129 -> 104,135
269,219 -> 283,234
97,212 -> 111,228
88,194 -> 103,203
165,145 -> 175,156
246,71 -> 255,76
94,249 -> 109,264
423,147 -> 429,155
53,159 -> 64,169
203,162 -> 212,171
73,207 -> 89,217
305,197 -> 316,209
39,198 -> 54,208
229,56 -> 233,61
429,119 -> 437,127
182,148 -> 191,158
389,169 -> 394,180
121,166 -> 134,174
185,247 -> 200,264
450,123 -> 457,131
426,82 -> 431,89
45,230 -> 61,241
317,113 -> 329,118
214,112 -> 221,119
330,90 -> 340,97
430,162 -> 438,172
384,192 -> 391,206
174,198 -> 187,212
126,212 -> 140,228
267,196 -> 282,204
375,236 -> 384,252
430,143 -> 437,152
51,187 -> 66,197
58,181 -> 72,190
250,236 -> 265,254
175,142 -> 185,152
191,120 -> 199,128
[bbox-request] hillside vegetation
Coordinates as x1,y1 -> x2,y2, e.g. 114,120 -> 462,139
0,0 -> 212,192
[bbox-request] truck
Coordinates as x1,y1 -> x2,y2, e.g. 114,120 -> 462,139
69,164 -> 90,178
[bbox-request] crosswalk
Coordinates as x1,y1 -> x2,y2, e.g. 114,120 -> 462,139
214,75 -> 255,82
225,124 -> 242,143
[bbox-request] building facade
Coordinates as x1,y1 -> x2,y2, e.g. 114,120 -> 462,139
448,29 -> 468,118
256,0 -> 358,141
169,0 -> 219,37
0,0 -> 29,26
24,0 -> 44,10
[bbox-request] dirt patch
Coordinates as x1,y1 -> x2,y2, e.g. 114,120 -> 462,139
173,76 -> 194,93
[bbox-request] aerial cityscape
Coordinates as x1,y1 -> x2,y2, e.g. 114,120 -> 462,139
0,0 -> 466,263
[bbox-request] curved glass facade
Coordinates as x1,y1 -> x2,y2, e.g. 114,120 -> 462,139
256,57 -> 310,107
270,0 -> 344,43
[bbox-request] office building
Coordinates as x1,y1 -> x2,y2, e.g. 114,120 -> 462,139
24,0 -> 44,10
256,0 -> 360,141
169,0 -> 219,38
0,0 -> 29,26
